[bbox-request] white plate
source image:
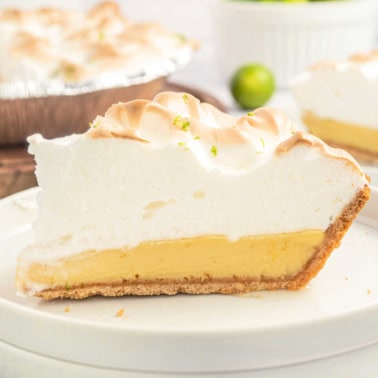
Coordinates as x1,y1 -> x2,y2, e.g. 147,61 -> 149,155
1,188 -> 378,375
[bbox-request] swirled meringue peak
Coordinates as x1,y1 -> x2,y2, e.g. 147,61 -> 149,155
88,91 -> 300,173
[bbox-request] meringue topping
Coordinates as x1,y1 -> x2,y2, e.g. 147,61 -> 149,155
23,92 -> 368,265
88,91 -> 362,173
0,2 -> 194,83
88,92 -> 297,173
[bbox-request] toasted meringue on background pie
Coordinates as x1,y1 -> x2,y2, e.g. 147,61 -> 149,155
16,92 -> 370,300
291,51 -> 378,164
0,1 -> 194,83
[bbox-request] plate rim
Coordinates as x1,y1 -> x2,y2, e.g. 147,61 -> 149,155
1,187 -> 378,372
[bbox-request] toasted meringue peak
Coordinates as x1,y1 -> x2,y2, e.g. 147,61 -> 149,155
349,50 -> 378,64
308,50 -> 378,72
88,91 -> 295,141
0,1 -> 193,83
87,91 -> 361,174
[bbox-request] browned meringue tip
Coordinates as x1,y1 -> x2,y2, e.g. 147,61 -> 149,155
87,1 -> 122,19
276,131 -> 366,174
349,50 -> 378,64
309,61 -> 339,72
188,39 -> 201,51
309,50 -> 378,72
84,91 -> 368,178
86,92 -> 292,148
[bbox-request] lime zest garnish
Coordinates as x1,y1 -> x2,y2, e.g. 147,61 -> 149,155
63,64 -> 76,79
256,138 -> 265,155
178,141 -> 189,151
173,115 -> 182,126
173,115 -> 190,131
210,145 -> 218,157
181,120 -> 190,131
247,112 -> 254,116
194,136 -> 201,140
175,33 -> 187,43
182,93 -> 189,103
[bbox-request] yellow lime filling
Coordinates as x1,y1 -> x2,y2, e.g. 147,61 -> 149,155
303,111 -> 378,154
25,231 -> 325,287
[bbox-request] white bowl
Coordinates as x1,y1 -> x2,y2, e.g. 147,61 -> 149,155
212,0 -> 378,88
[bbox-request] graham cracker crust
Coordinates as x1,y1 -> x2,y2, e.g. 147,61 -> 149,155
35,185 -> 370,300
287,183 -> 370,289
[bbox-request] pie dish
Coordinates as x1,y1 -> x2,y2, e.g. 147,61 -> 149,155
291,51 -> 378,164
16,92 -> 370,300
0,2 -> 195,145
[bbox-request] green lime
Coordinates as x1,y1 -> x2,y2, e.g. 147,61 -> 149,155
230,63 -> 275,109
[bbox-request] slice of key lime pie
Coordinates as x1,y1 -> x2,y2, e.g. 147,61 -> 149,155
17,92 -> 370,299
291,51 -> 378,164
